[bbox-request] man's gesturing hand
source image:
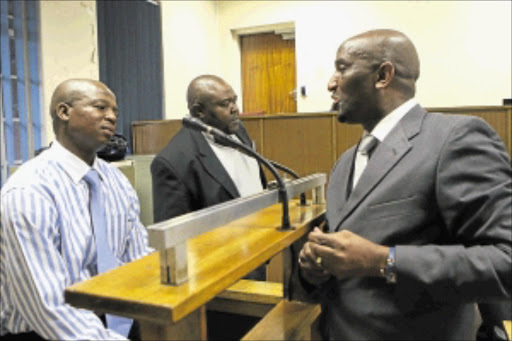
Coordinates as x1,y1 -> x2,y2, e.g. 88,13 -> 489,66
298,227 -> 332,286
306,228 -> 389,280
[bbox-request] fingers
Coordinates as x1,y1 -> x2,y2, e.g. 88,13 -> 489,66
301,227 -> 340,270
299,246 -> 336,287
308,242 -> 338,270
309,228 -> 340,250
300,240 -> 338,272
299,244 -> 330,285
299,242 -> 327,273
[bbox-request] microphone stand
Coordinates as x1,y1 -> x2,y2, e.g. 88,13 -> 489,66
214,134 -> 293,230
182,116 -> 293,229
268,160 -> 307,206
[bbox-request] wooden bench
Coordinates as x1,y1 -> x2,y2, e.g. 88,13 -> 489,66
208,279 -> 283,318
242,300 -> 321,341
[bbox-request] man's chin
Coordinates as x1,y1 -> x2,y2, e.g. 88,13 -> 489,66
337,113 -> 347,123
336,110 -> 359,125
229,121 -> 240,134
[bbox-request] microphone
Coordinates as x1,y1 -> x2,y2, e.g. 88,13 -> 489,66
182,115 -> 225,138
182,116 -> 293,229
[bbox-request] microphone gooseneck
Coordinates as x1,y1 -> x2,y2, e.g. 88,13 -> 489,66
268,161 -> 307,206
182,116 -> 292,229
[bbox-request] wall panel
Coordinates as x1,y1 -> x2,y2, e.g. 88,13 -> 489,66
132,107 -> 511,179
261,115 -> 333,179
132,120 -> 181,155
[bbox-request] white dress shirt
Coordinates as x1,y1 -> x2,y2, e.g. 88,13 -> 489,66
204,134 -> 263,197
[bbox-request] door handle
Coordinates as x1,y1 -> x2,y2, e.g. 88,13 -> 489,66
289,89 -> 297,101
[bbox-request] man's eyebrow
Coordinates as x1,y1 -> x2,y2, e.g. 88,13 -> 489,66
91,99 -> 119,112
335,57 -> 350,64
91,99 -> 116,106
217,96 -> 236,102
90,98 -> 109,104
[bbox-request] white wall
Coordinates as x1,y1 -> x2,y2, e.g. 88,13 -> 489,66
39,0 -> 99,144
37,1 -> 511,123
160,1 -> 221,119
217,1 -> 512,113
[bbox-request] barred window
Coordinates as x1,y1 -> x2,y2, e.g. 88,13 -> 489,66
0,0 -> 42,186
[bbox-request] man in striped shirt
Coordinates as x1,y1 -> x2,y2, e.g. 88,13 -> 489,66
0,79 -> 152,340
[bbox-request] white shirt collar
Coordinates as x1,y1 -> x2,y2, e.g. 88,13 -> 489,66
369,98 -> 417,142
47,140 -> 101,184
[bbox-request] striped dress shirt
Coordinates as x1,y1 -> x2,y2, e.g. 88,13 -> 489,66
0,141 -> 152,340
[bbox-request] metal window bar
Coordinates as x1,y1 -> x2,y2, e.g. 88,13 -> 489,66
1,81 -> 6,186
13,0 -> 29,162
0,0 -> 42,186
26,1 -> 42,152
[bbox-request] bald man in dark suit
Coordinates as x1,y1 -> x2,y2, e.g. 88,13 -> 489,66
299,29 -> 511,340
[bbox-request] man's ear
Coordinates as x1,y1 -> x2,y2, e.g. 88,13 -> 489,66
375,61 -> 395,89
192,103 -> 205,119
56,102 -> 71,122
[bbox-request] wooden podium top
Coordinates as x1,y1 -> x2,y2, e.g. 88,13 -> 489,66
65,201 -> 325,324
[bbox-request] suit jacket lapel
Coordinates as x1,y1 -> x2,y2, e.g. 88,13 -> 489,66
340,148 -> 357,204
326,147 -> 356,232
191,129 -> 240,198
333,105 -> 425,231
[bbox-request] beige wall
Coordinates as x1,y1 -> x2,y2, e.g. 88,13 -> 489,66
160,1 -> 221,119
37,1 -> 511,125
39,0 -> 99,145
217,1 -> 512,114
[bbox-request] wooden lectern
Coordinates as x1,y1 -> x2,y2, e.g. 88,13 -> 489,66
65,174 -> 327,340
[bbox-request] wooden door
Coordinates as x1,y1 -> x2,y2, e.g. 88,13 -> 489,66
241,33 -> 297,114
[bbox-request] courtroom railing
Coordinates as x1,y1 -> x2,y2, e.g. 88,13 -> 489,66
147,173 -> 327,286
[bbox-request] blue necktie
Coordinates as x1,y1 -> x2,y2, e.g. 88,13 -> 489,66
84,169 -> 132,337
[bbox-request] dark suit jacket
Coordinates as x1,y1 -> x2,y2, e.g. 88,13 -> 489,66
321,105 -> 511,340
151,123 -> 266,223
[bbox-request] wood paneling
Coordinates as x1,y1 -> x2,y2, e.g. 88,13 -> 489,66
132,106 -> 511,178
335,120 -> 364,159
241,33 -> 296,114
132,120 -> 181,155
261,115 -> 333,180
241,117 -> 263,154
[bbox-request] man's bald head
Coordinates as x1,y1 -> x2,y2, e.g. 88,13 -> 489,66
186,75 -> 231,115
185,75 -> 240,134
341,29 -> 420,96
50,79 -> 115,133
